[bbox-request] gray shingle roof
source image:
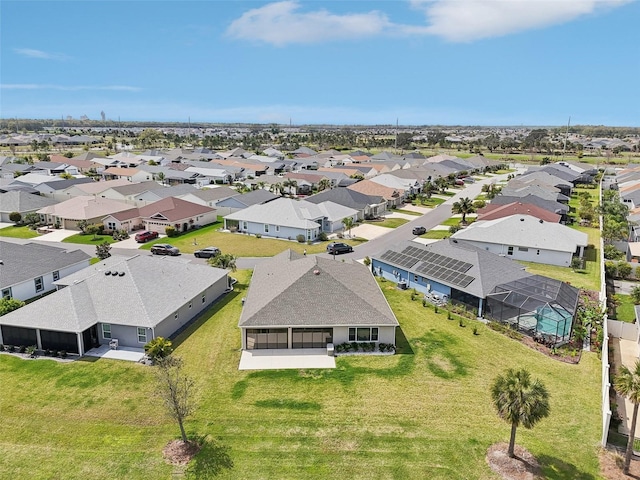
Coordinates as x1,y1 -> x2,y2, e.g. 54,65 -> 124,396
239,250 -> 398,328
305,188 -> 383,210
0,191 -> 57,213
0,241 -> 90,289
0,255 -> 228,332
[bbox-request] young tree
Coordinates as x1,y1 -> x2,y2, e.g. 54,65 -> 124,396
144,337 -> 173,361
614,360 -> 640,474
9,212 -> 22,224
452,197 -> 475,224
491,368 -> 550,458
342,217 -> 354,237
631,286 -> 640,305
154,356 -> 197,443
208,253 -> 237,272
85,223 -> 101,240
96,241 -> 112,260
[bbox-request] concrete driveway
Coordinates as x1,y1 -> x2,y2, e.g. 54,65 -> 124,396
36,229 -> 77,242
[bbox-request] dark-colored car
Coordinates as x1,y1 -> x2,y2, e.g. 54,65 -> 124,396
135,231 -> 159,243
194,246 -> 220,259
326,242 -> 353,255
412,226 -> 427,235
150,243 -> 180,256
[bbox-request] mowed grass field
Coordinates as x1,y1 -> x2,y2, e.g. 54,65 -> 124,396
0,271 -> 602,480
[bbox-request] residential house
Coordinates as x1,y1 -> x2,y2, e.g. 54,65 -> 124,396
137,197 -> 217,234
99,181 -> 165,203
101,167 -> 153,183
33,178 -> 94,197
450,215 -> 588,267
37,196 -> 133,230
305,187 -> 386,220
0,191 -> 58,222
223,197 -> 358,240
0,255 -> 229,354
59,178 -> 130,200
490,194 -> 569,221
347,179 -> 405,208
30,161 -> 79,177
475,202 -> 561,223
0,241 -> 90,301
177,186 -> 237,208
238,250 -> 398,350
369,173 -> 421,195
215,189 -> 279,216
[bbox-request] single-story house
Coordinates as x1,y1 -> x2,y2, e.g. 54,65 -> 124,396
305,187 -> 386,220
223,197 -> 358,240
371,239 -> 579,345
214,189 -> 279,216
450,215 -> 588,267
101,167 -> 152,183
239,250 -> 398,350
37,196 -> 134,230
0,241 -> 91,301
347,180 -> 405,207
0,255 -> 230,354
0,191 -> 58,222
475,202 -> 561,223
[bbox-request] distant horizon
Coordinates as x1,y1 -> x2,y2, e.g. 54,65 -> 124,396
2,1 -> 638,128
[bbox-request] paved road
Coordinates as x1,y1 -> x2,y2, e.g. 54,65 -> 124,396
1,171 -> 517,270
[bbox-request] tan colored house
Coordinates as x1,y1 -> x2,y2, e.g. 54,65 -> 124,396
138,197 -> 217,234
59,179 -> 130,199
37,196 -> 133,229
102,167 -> 152,183
347,180 -> 405,207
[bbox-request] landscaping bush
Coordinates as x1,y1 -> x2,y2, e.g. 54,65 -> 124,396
472,326 -> 479,335
296,234 -> 305,243
165,226 -> 177,237
60,350 -> 68,358
18,345 -> 26,354
350,342 -> 359,352
255,233 -> 262,239
7,345 -> 15,353
317,232 -> 328,242
9,211 -> 22,224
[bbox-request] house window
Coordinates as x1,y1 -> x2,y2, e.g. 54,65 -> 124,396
34,276 -> 44,293
507,246 -> 514,256
264,224 -> 269,233
275,225 -> 280,232
107,222 -> 116,231
202,294 -> 206,304
102,324 -> 112,339
413,274 -> 420,282
174,312 -> 179,320
53,271 -> 60,281
518,247 -> 528,252
537,250 -> 540,255
243,221 -> 248,230
2,287 -> 11,299
189,301 -> 192,309
137,327 -> 147,343
349,327 -> 379,342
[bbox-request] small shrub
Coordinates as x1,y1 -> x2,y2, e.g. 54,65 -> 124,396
54,350 -> 60,358
44,349 -> 51,356
165,226 -> 177,237
422,298 -> 427,307
7,345 -> 15,353
363,256 -> 371,267
434,306 -> 438,314
318,232 -> 328,241
472,326 -> 479,335
351,342 -> 359,352
447,311 -> 452,320
255,233 -> 262,239
296,234 -> 305,243
18,345 -> 26,354
26,345 -> 37,356
60,350 -> 68,358
459,318 -> 465,327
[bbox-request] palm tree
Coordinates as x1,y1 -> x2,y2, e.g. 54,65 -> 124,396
342,217 -> 354,237
491,368 -> 550,458
452,197 -> 475,224
257,181 -> 266,190
282,179 -> 297,197
208,253 -> 237,272
318,178 -> 331,191
614,360 -> 640,474
144,337 -> 173,361
156,172 -> 166,185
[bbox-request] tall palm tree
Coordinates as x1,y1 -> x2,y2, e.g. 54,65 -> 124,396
318,178 -> 331,191
282,179 -> 297,197
208,253 -> 237,272
452,197 -> 475,224
491,368 -> 550,458
614,360 -> 640,474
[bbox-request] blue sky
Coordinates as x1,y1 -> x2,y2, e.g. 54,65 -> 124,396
2,1 -> 639,126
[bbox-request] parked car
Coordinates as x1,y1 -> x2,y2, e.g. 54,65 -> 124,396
412,226 -> 427,235
135,231 -> 159,243
462,177 -> 475,183
194,246 -> 220,259
326,242 -> 353,255
150,244 -> 180,256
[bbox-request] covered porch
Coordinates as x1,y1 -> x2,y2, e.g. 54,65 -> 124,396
239,348 -> 336,370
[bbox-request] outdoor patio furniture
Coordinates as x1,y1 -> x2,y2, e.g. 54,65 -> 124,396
109,339 -> 119,350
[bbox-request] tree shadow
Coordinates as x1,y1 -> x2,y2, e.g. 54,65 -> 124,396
185,436 -> 234,479
537,454 -> 596,480
254,398 -> 321,411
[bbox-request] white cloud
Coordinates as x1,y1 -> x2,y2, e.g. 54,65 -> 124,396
409,0 -> 632,42
226,0 -> 631,45
1,84 -> 141,92
13,48 -> 70,60
226,1 -> 392,46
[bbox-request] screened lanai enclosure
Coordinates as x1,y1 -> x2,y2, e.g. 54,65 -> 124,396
484,275 -> 580,346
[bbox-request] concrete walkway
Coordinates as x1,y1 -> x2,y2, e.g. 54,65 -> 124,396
239,348 -> 336,370
36,228 -> 77,242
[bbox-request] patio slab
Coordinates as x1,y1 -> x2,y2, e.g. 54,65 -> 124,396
239,348 -> 336,370
84,344 -> 145,362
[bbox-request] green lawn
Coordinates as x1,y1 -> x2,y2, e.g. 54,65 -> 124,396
424,229 -> 451,239
394,209 -> 423,216
441,217 -> 476,227
518,226 -> 601,292
0,271 -> 602,479
0,225 -> 38,239
613,294 -> 637,323
364,218 -> 409,229
138,221 -> 366,256
413,197 -> 445,207
62,233 -> 120,245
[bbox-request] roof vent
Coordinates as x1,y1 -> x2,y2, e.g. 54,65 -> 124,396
452,239 -> 458,243
539,219 -> 544,223
118,271 -> 125,277
104,271 -> 111,276
520,218 -> 524,221
313,269 -> 320,275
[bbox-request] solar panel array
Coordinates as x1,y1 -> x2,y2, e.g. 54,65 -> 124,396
401,246 -> 473,273
379,245 -> 476,288
380,250 -> 419,269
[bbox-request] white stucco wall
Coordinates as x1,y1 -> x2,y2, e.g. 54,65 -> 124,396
460,240 -> 574,267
